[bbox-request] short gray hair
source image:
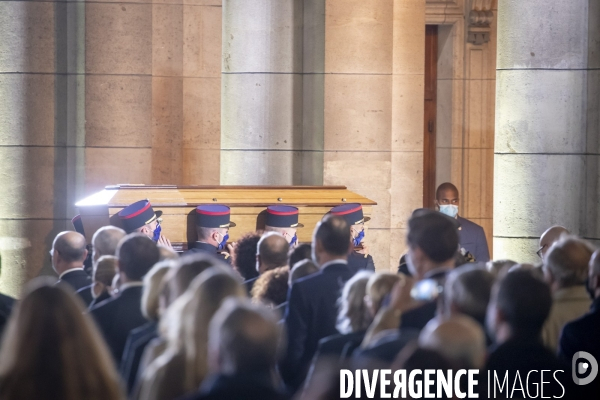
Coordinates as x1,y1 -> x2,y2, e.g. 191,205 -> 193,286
544,235 -> 595,287
336,271 -> 373,334
444,264 -> 495,321
92,226 -> 126,258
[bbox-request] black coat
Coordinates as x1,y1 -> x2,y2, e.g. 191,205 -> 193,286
120,321 -> 158,394
347,252 -> 375,275
56,269 -> 92,293
280,262 -> 353,391
484,338 -> 573,397
0,293 -> 15,337
183,242 -> 232,265
559,297 -> 600,362
76,284 -> 94,307
89,286 -> 148,365
182,372 -> 288,400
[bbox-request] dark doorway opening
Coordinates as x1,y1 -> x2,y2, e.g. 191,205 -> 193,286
423,25 -> 438,209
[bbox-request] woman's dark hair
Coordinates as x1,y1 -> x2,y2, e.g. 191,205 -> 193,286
232,231 -> 262,281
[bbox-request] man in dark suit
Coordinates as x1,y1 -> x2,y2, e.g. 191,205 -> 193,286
435,182 -> 490,262
77,225 -> 126,307
184,204 -> 235,265
329,203 -> 375,274
280,214 -> 354,391
484,270 -> 571,397
559,249 -> 600,362
184,299 -> 287,400
51,231 -> 92,294
400,209 -> 458,330
90,233 -> 159,365
245,232 -> 290,293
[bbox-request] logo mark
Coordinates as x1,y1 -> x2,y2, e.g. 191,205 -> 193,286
572,351 -> 598,385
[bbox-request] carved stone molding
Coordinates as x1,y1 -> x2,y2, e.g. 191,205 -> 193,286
468,0 -> 494,45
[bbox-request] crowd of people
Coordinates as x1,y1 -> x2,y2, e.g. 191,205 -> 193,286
0,182 -> 598,399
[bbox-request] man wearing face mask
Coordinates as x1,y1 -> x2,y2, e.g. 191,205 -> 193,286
329,203 -> 375,274
118,200 -> 172,249
435,182 -> 489,262
264,205 -> 303,247
184,204 -> 235,265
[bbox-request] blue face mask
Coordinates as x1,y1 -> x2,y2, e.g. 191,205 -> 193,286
289,233 -> 297,247
353,229 -> 365,247
439,204 -> 459,218
152,223 -> 161,242
218,233 -> 229,251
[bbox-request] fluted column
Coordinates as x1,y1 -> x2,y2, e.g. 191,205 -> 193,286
494,0 -> 600,262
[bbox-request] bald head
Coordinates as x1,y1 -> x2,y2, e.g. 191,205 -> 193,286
419,315 -> 486,369
539,225 -> 569,258
436,182 -> 458,198
256,232 -> 289,274
51,231 -> 88,275
92,226 -> 126,262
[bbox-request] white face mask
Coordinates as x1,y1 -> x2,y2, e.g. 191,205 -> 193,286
439,204 -> 459,218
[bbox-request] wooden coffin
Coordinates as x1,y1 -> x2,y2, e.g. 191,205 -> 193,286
75,185 -> 377,251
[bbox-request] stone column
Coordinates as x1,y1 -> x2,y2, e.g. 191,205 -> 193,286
494,0 -> 600,262
323,0 -> 425,270
0,1 -> 85,295
221,0 -> 323,185
84,2 -> 153,193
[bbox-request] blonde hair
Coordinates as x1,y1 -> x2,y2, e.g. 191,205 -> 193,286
0,278 -> 124,400
141,268 -> 246,399
366,273 -> 402,315
93,255 -> 118,287
337,271 -> 373,334
141,260 -> 175,321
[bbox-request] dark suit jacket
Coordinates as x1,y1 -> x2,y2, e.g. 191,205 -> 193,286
559,297 -> 600,362
347,252 -> 375,275
182,372 -> 288,400
56,269 -> 92,293
76,284 -> 94,307
484,338 -> 572,397
457,216 -> 490,262
89,285 -> 148,365
183,242 -> 232,265
120,321 -> 158,394
280,262 -> 353,391
352,329 -> 420,365
0,293 -> 15,337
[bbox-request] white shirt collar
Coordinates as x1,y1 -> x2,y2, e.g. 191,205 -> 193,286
58,267 -> 84,280
119,281 -> 144,291
320,259 -> 348,270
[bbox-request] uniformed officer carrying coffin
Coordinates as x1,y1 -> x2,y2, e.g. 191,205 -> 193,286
184,205 -> 236,264
118,199 -> 172,249
329,203 -> 375,274
264,205 -> 304,248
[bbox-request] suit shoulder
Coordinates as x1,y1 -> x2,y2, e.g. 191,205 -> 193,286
458,217 -> 484,231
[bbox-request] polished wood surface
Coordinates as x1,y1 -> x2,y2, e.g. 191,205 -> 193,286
76,185 -> 377,250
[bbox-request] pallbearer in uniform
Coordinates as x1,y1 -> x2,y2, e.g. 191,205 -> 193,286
118,200 -> 172,249
185,205 -> 236,264
264,205 -> 304,247
329,203 -> 375,274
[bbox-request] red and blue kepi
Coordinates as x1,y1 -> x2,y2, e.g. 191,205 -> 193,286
196,205 -> 236,228
71,214 -> 85,236
266,205 -> 304,228
329,203 -> 370,225
118,199 -> 162,233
